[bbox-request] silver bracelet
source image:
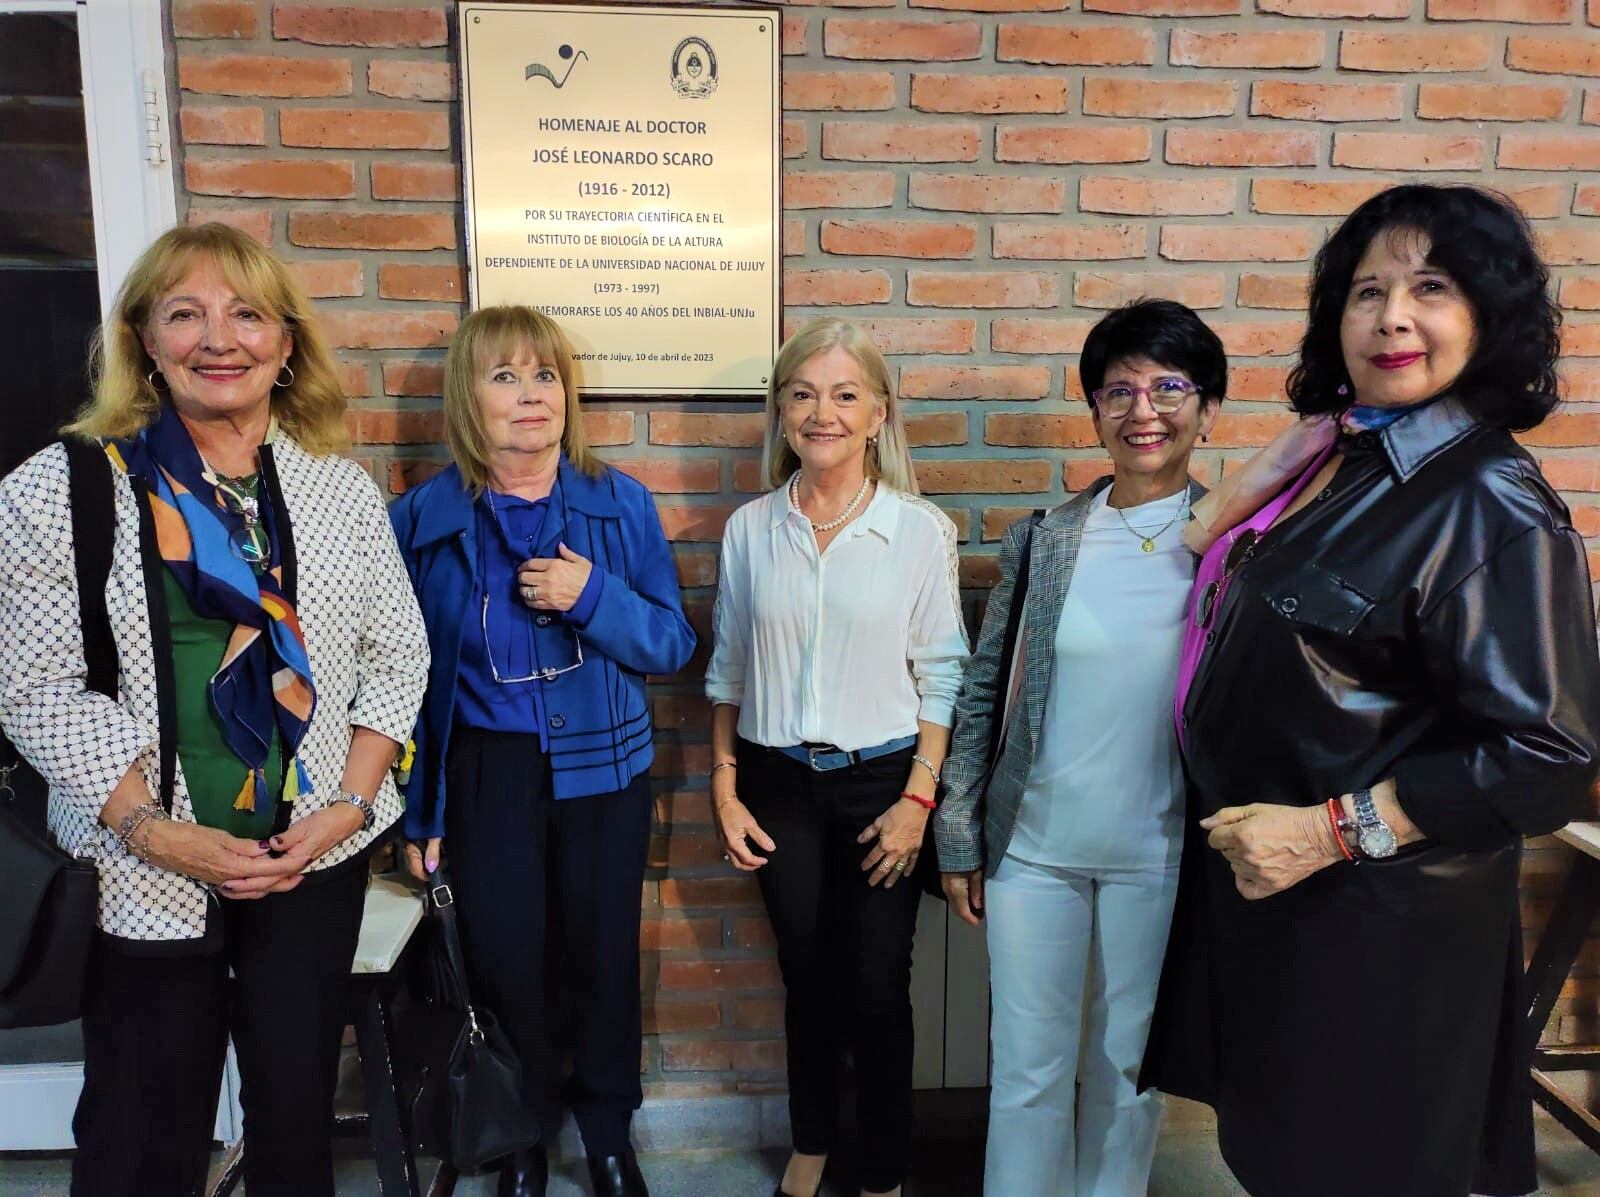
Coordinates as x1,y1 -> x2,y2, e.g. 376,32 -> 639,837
115,802 -> 169,856
911,753 -> 941,782
710,761 -> 736,778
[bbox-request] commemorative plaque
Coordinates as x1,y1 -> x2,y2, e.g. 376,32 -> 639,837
459,3 -> 781,396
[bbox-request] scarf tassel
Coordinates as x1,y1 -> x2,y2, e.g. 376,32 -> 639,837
284,756 -> 311,804
233,767 -> 267,813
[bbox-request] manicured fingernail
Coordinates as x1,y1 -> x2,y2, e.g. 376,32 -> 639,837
258,840 -> 272,850
426,859 -> 437,874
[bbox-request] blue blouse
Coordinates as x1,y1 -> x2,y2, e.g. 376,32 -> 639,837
453,489 -> 601,741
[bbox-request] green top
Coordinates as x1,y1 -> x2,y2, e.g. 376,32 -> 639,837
162,561 -> 281,843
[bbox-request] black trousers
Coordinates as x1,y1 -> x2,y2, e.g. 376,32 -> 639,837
444,727 -> 653,1156
737,739 -> 924,1193
70,863 -> 368,1197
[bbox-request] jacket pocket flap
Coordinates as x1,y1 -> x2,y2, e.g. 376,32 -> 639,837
1261,566 -> 1374,636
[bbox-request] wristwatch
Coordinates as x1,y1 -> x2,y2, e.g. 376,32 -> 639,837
1352,788 -> 1397,859
338,792 -> 376,832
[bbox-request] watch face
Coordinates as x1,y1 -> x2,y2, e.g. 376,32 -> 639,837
1360,825 -> 1398,858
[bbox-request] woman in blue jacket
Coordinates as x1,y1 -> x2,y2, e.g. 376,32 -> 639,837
389,305 -> 695,1197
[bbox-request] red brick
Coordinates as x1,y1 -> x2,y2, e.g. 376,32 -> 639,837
1169,30 -> 1324,69
915,459 -> 1054,494
784,71 -> 896,111
643,999 -> 722,1035
1229,365 -> 1293,402
1571,185 -> 1600,216
1499,134 -> 1600,171
323,311 -> 457,351
1238,273 -> 1310,310
377,264 -> 465,302
905,412 -> 969,446
280,108 -> 448,151
900,364 -> 1054,399
1061,459 -> 1117,492
583,411 -> 636,447
658,959 -> 784,990
370,161 -> 458,201
1428,0 -> 1571,18
1340,31 -> 1492,72
178,54 -> 351,98
733,997 -> 785,1031
998,125 -> 1152,165
783,171 -> 895,210
980,506 -> 1039,540
783,14 -> 808,55
1251,178 -> 1393,216
185,157 -> 355,200
1570,504 -> 1600,535
1079,176 -> 1234,217
288,212 -> 455,251
1207,411 -> 1299,446
1418,83 -> 1569,122
993,222 -> 1145,260
786,219 -> 806,257
648,413 -> 763,449
824,19 -> 981,61
659,876 -> 762,908
822,121 -> 980,162
1503,183 -> 1568,219
335,360 -> 369,399
784,268 -> 893,305
907,270 -> 1059,308
819,219 -> 976,259
1519,413 -> 1600,447
909,173 -> 1065,213
783,121 -> 806,159
368,60 -> 453,102
1074,270 -> 1226,310
857,318 -> 976,354
997,24 -> 1155,66
285,259 -> 363,299
172,0 -> 258,39
989,320 -> 1094,356
985,414 -> 1098,448
1506,37 -> 1600,77
640,914 -> 724,952
1333,132 -> 1483,171
1561,275 -> 1600,309
1259,0 -> 1409,12
187,205 -> 273,245
382,360 -> 444,397
1539,457 -> 1600,490
386,459 -> 446,494
273,4 -> 446,48
1166,128 -> 1318,168
352,407 -> 445,445
1085,0 -> 1238,9
1160,226 -> 1317,263
179,105 -> 265,146
1214,323 -> 1305,359
1539,228 -> 1600,265
1586,91 -> 1600,124
656,506 -> 736,542
1251,81 -> 1402,122
1084,78 -> 1237,119
1563,323 -> 1600,356
732,459 -> 765,493
1561,366 -> 1600,402
911,73 -> 1068,114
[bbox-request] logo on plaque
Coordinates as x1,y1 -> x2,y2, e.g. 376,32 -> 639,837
526,43 -> 588,88
670,36 -> 717,98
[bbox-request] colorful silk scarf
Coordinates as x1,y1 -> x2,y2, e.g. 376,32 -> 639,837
107,406 -> 316,814
1339,396 -> 1437,436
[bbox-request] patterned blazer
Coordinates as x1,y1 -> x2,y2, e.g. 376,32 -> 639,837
935,476 -> 1207,876
0,436 -> 430,942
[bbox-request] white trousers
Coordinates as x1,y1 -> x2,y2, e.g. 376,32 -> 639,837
983,854 -> 1181,1197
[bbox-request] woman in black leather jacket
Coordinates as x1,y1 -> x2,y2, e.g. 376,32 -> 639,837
1140,184 -> 1600,1197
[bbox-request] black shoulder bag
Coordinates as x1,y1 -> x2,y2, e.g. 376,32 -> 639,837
411,868 -> 542,1171
0,438 -> 115,1028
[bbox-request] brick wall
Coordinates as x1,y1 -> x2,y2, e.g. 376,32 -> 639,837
168,0 -> 1600,1098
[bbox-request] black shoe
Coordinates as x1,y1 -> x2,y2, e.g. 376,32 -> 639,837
587,1147 -> 649,1197
497,1144 -> 549,1197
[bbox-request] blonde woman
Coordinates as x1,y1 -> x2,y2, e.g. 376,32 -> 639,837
705,318 -> 969,1197
389,306 -> 694,1197
0,223 -> 429,1196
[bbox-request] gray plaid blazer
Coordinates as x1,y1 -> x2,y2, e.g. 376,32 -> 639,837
934,476 -> 1207,876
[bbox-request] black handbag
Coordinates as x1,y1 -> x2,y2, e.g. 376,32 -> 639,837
918,510 -> 1045,900
0,438 -> 115,1029
411,869 -> 542,1172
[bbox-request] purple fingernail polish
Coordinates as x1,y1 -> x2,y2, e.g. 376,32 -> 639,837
426,859 -> 437,874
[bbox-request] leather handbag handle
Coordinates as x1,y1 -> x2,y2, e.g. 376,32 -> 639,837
426,867 -> 488,1040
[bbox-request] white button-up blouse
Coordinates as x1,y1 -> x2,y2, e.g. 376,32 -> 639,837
705,482 -> 970,750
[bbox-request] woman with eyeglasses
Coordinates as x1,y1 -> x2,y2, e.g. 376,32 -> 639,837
0,223 -> 430,1196
1140,185 -> 1600,1197
934,299 -> 1222,1197
389,304 -> 694,1197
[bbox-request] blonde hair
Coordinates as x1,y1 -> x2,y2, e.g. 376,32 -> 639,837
761,317 -> 918,494
67,222 -> 349,455
442,305 -> 603,492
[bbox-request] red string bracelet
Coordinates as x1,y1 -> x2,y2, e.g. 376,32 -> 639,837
1327,797 -> 1355,863
901,791 -> 936,810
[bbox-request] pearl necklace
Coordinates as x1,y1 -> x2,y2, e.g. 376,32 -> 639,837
791,474 -> 871,532
1110,489 -> 1191,553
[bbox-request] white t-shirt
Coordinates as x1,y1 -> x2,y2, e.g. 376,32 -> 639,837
1006,487 -> 1193,872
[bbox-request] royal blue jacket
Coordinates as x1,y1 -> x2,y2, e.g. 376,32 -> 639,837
389,458 -> 696,839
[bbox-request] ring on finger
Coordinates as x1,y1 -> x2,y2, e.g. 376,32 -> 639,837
892,860 -> 907,872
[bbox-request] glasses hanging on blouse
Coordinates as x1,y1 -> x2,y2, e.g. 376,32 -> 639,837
479,593 -> 584,684
1194,529 -> 1258,631
213,477 -> 270,567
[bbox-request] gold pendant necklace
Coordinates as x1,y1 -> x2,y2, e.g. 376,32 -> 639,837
1111,490 -> 1190,552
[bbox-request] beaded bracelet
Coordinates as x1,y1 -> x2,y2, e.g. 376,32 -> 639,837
132,808 -> 170,861
1326,797 -> 1356,863
115,802 -> 168,857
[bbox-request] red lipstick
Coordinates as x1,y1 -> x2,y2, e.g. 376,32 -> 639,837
1371,352 -> 1422,370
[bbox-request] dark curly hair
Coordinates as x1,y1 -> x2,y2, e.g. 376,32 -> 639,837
1288,184 -> 1561,432
1080,298 -> 1228,408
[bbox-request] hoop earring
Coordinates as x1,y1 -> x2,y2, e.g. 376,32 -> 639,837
146,370 -> 167,393
1337,383 -> 1350,397
274,365 -> 295,389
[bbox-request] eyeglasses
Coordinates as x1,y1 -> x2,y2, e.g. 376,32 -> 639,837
213,478 -> 270,567
1090,378 -> 1200,419
479,593 -> 584,684
1194,529 -> 1259,631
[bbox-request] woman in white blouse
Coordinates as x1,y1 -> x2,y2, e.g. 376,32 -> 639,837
935,299 -> 1223,1197
706,318 -> 968,1197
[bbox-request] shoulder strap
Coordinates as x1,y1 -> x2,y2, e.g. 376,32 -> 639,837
988,510 -> 1046,766
62,438 -> 117,699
